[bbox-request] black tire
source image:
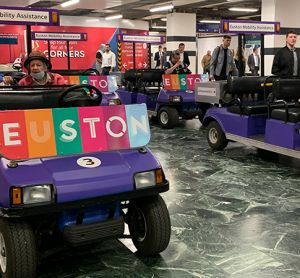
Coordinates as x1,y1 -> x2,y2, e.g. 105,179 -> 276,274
158,107 -> 179,129
0,219 -> 37,278
128,195 -> 171,256
206,121 -> 228,150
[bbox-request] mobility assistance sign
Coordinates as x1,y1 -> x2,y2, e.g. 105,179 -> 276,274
221,19 -> 280,34
0,6 -> 59,26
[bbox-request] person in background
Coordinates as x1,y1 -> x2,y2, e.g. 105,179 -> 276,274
201,50 -> 212,74
19,50 -> 65,86
101,44 -> 116,75
96,43 -> 105,74
154,45 -> 163,69
247,47 -> 260,76
164,51 -> 185,74
272,30 -> 300,78
234,48 -> 246,76
162,47 -> 168,68
178,43 -> 190,68
210,35 -> 238,81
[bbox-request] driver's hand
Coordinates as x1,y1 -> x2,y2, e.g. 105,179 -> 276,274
176,60 -> 181,67
3,76 -> 13,85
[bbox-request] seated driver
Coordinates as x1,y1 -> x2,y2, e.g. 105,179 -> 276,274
19,50 -> 65,86
164,51 -> 191,74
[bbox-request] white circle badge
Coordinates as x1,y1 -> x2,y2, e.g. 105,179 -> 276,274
76,157 -> 101,168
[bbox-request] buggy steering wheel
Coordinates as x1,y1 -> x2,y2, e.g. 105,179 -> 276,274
59,84 -> 102,107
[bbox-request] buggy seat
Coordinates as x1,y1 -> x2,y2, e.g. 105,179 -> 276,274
270,78 -> 300,123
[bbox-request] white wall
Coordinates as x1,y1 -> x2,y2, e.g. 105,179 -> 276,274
197,35 -> 238,74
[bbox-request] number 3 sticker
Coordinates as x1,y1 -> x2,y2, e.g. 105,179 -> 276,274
77,157 -> 101,168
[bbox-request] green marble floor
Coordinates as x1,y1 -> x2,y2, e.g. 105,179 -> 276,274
39,120 -> 300,278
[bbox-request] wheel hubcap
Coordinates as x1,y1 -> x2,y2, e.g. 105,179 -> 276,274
209,127 -> 218,144
133,207 -> 147,242
160,111 -> 169,125
0,233 -> 7,273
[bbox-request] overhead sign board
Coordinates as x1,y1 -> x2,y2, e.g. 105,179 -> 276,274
32,32 -> 87,41
196,23 -> 220,34
118,34 -> 164,44
0,6 -> 59,26
221,20 -> 280,34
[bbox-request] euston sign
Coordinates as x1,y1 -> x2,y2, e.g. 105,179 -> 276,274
0,104 -> 150,160
221,19 -> 280,34
0,6 -> 59,26
163,74 -> 208,90
64,75 -> 118,93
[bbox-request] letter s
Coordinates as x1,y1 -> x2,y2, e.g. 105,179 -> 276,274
60,120 -> 77,142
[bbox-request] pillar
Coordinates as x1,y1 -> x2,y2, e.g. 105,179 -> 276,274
166,13 -> 197,73
262,0 -> 300,74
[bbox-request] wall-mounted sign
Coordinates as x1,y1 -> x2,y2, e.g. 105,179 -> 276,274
0,6 -> 59,26
32,32 -> 87,41
63,75 -> 118,93
221,20 -> 280,34
196,23 -> 220,34
0,33 -> 18,44
118,34 -> 164,44
0,104 -> 150,160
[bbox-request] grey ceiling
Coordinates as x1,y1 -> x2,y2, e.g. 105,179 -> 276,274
2,0 -> 262,27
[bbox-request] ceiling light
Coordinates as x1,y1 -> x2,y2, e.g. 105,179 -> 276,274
105,14 -> 123,20
229,7 -> 258,12
151,26 -> 167,29
161,18 -> 167,21
61,0 -> 79,8
199,20 -> 220,23
86,18 -> 100,22
149,31 -> 160,35
150,4 -> 174,13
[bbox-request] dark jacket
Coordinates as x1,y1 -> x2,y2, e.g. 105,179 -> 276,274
154,51 -> 163,68
272,46 -> 300,78
247,53 -> 260,71
182,51 -> 190,67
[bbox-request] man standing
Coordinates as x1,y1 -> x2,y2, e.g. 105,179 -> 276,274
210,35 -> 237,81
272,30 -> 300,78
101,44 -> 116,75
247,47 -> 260,76
201,50 -> 211,74
154,45 -> 163,69
95,44 -> 105,74
178,43 -> 190,68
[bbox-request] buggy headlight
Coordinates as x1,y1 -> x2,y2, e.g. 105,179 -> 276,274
11,185 -> 54,205
109,99 -> 122,105
134,169 -> 164,189
169,95 -> 182,102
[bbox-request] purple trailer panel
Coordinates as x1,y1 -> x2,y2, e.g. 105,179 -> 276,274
264,119 -> 300,149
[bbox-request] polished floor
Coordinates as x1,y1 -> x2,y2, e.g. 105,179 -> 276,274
40,120 -> 300,278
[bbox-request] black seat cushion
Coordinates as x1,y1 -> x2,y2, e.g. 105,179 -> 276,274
272,78 -> 300,100
271,108 -> 300,123
227,104 -> 268,115
227,102 -> 295,116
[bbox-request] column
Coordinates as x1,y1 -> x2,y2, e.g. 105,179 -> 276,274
262,0 -> 300,74
166,13 -> 197,73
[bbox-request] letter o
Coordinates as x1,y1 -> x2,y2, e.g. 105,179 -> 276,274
106,116 -> 127,138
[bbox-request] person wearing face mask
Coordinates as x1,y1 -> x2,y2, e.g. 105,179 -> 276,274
19,50 -> 65,86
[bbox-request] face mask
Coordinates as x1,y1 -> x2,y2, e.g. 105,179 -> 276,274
30,71 -> 45,80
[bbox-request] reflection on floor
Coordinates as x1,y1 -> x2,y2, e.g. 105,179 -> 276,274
39,120 -> 300,278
